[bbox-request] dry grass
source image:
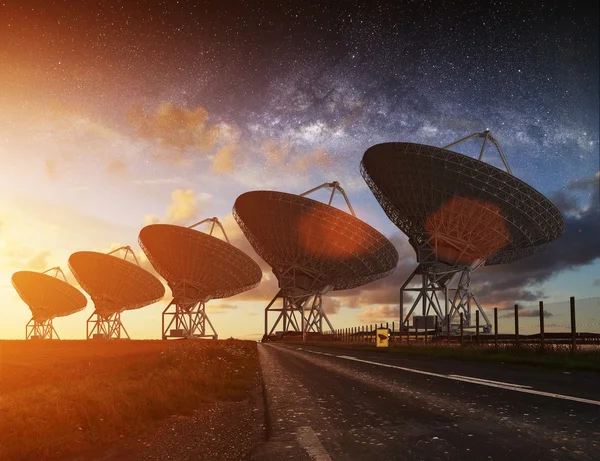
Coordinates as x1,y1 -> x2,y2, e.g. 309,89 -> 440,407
0,339 -> 259,461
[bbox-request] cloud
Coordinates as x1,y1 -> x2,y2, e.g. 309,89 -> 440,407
357,305 -> 399,324
106,159 -> 126,175
263,140 -> 291,165
501,308 -> 554,318
322,297 -> 342,314
292,146 -> 331,172
145,189 -> 213,225
25,250 -> 52,271
212,142 -> 237,173
207,303 -> 238,313
127,103 -> 240,171
45,158 -> 58,179
128,103 -> 213,152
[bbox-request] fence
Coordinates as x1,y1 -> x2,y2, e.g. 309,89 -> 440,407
323,296 -> 600,352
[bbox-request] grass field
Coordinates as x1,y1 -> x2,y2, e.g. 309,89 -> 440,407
300,340 -> 600,371
0,339 -> 259,461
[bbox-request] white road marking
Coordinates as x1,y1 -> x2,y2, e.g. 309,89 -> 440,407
295,426 -> 332,461
299,348 -> 600,407
448,374 -> 532,389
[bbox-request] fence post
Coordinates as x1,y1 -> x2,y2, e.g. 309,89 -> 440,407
570,297 -> 577,353
476,311 -> 480,345
539,301 -> 545,351
494,307 -> 498,349
514,304 -> 520,347
459,312 -> 464,346
399,303 -> 404,344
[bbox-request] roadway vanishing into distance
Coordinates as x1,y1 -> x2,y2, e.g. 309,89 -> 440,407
251,343 -> 600,461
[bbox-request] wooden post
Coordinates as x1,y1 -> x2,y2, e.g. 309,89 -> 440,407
459,312 -> 464,346
539,301 -> 545,350
494,307 -> 498,349
424,318 -> 428,344
514,304 -> 520,347
399,303 -> 404,344
476,310 -> 480,345
570,297 -> 577,353
434,316 -> 439,341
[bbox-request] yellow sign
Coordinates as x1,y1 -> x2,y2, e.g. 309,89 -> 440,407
376,328 -> 389,347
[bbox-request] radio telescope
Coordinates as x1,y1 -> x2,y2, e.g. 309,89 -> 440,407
139,218 -> 262,340
69,246 -> 165,339
361,131 -> 565,332
233,181 -> 399,338
12,267 -> 87,339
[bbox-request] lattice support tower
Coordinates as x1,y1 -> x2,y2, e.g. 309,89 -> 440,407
87,312 -> 130,340
162,298 -> 218,340
264,290 -> 334,338
26,318 -> 59,340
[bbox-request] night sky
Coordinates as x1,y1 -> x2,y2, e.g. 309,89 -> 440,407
1,0 -> 598,339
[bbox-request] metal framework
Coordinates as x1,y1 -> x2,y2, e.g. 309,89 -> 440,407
161,299 -> 217,340
233,181 -> 399,339
362,132 -> 564,333
26,318 -> 59,339
139,218 -> 262,340
70,246 -> 164,340
264,290 -> 334,337
86,312 -> 130,339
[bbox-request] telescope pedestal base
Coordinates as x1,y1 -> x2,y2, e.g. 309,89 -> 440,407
162,300 -> 218,340
400,265 -> 491,333
264,291 -> 334,339
87,312 -> 130,340
26,318 -> 59,340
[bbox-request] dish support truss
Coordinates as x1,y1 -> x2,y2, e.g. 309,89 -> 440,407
264,290 -> 334,338
263,181 -> 353,338
162,295 -> 218,340
162,218 -> 228,340
86,246 -> 138,340
26,318 -> 59,339
400,265 -> 492,333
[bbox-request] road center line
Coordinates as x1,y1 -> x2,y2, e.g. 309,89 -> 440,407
448,374 -> 532,389
295,426 -> 332,461
300,349 -> 600,407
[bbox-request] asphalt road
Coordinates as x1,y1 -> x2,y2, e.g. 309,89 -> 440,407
252,343 -> 600,461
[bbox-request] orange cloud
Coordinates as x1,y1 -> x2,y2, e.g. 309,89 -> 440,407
127,103 -> 240,170
106,159 -> 126,175
144,189 -> 213,226
357,305 -> 399,324
45,159 -> 58,179
212,142 -> 237,173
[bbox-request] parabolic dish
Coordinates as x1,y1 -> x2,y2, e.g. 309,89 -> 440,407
233,190 -> 399,293
12,271 -> 88,322
138,224 -> 262,302
69,251 -> 165,314
361,142 -> 564,266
